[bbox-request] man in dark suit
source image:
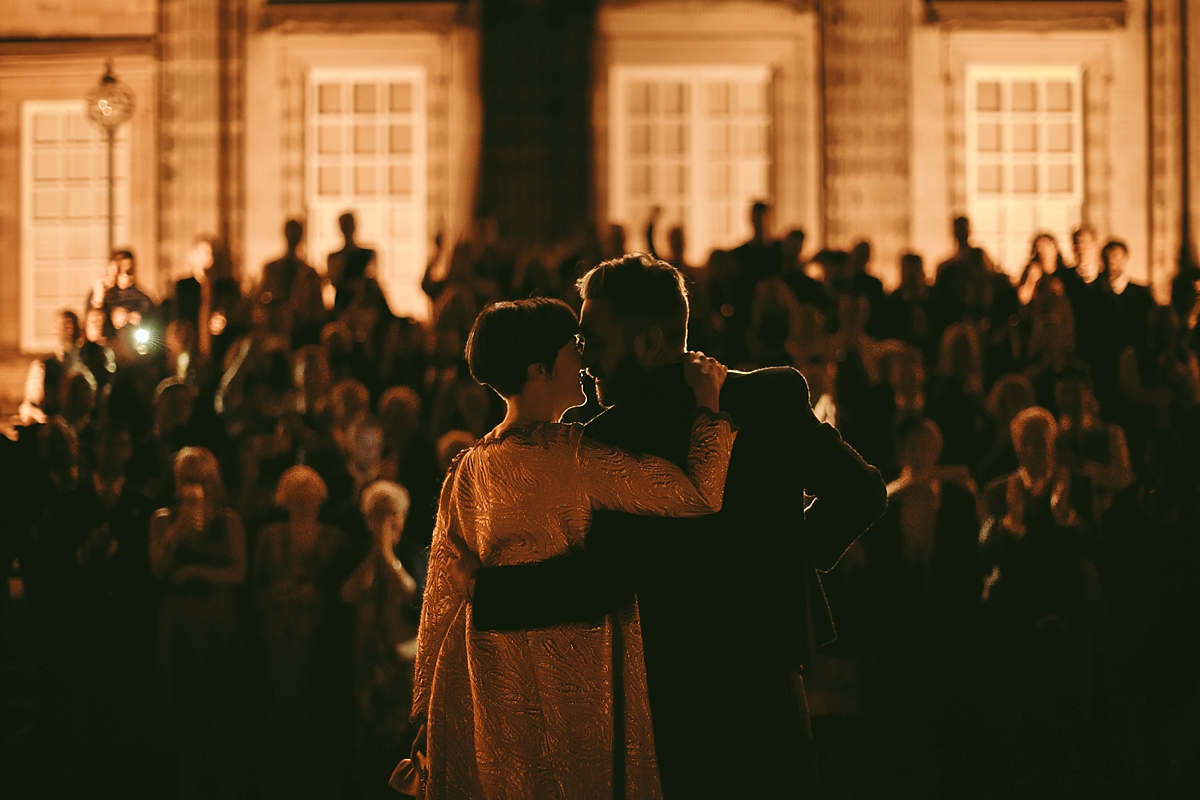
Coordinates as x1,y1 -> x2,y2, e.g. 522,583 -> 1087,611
446,254 -> 887,797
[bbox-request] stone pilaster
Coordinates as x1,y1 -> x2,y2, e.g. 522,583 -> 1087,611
821,0 -> 912,284
1147,0 -> 1186,292
158,0 -> 245,286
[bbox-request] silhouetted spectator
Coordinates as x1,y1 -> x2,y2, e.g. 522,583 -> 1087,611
101,249 -> 154,337
20,310 -> 84,424
260,219 -> 325,346
149,447 -> 247,799
255,466 -> 345,799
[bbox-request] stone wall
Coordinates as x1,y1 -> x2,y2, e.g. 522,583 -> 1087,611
821,0 -> 913,285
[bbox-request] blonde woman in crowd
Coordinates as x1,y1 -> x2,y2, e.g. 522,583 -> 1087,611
255,465 -> 344,799
342,479 -> 421,798
149,447 -> 246,799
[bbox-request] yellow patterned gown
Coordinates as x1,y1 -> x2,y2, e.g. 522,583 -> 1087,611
411,413 -> 735,799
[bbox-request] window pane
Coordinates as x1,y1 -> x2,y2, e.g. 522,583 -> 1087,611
318,165 -> 341,195
665,164 -> 688,196
709,163 -> 731,195
629,83 -> 654,116
740,82 -> 767,114
978,163 -> 1002,193
389,124 -> 412,154
1048,164 -> 1073,193
1012,123 -> 1037,153
1011,82 -> 1037,112
34,114 -> 61,142
318,85 -> 341,114
318,126 -> 341,154
742,124 -> 767,155
709,124 -> 731,154
390,164 -> 412,196
34,151 -> 60,180
355,165 -> 377,195
707,83 -> 731,116
390,83 -> 413,113
1013,164 -> 1037,193
34,187 -> 62,218
978,123 -> 1001,152
67,115 -> 92,142
1046,81 -> 1072,112
68,149 -> 92,179
67,187 -> 92,218
630,124 -> 653,156
355,124 -> 376,154
663,123 -> 687,155
663,83 -> 688,115
354,84 -> 376,114
1047,123 -> 1072,152
629,164 -> 652,197
977,82 -> 1001,112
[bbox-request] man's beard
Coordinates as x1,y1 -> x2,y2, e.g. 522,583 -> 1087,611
590,352 -> 645,408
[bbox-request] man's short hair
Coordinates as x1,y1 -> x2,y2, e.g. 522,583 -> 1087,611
111,249 -> 135,270
467,298 -> 579,397
60,309 -> 81,337
1072,226 -> 1096,245
1101,239 -> 1128,269
1010,406 -> 1057,448
576,253 -> 689,347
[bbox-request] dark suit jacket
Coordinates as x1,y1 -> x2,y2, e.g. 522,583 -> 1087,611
470,364 -> 886,794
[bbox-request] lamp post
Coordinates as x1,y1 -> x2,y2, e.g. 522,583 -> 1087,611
85,61 -> 134,257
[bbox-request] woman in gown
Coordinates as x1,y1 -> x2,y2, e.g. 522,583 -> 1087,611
404,298 -> 736,799
149,447 -> 247,798
342,480 -> 421,797
254,465 -> 344,799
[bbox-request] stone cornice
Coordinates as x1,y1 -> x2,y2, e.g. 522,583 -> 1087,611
926,1 -> 1126,30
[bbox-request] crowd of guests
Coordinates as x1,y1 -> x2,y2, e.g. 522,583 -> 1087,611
1,203 -> 1198,798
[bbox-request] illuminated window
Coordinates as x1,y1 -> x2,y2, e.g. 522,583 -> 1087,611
610,66 -> 771,265
307,68 -> 427,317
966,66 -> 1084,276
20,101 -> 131,352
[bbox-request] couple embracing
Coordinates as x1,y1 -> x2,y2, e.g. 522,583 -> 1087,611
397,254 -> 886,799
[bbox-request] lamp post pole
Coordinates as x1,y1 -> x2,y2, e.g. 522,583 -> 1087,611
106,129 -> 116,255
85,62 -> 134,258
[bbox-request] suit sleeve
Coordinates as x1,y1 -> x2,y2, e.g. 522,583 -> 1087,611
778,370 -> 888,572
471,516 -> 637,631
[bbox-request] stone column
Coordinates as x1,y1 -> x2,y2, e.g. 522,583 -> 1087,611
1147,0 -> 1187,294
158,0 -> 245,288
820,0 -> 912,286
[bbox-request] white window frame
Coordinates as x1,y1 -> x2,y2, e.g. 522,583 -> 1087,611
306,66 -> 428,319
20,100 -> 131,352
609,65 -> 772,266
965,64 -> 1084,276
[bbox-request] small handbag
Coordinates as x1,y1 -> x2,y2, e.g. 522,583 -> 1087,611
389,723 -> 427,798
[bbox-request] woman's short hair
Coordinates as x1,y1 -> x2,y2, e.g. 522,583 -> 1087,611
1010,406 -> 1057,450
174,447 -> 225,504
576,253 -> 689,347
986,373 -> 1036,421
332,378 -> 370,422
275,465 -> 328,509
937,322 -> 983,380
360,480 -> 411,526
466,298 -> 578,397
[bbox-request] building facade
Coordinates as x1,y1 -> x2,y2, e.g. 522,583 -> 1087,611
0,0 -> 1195,353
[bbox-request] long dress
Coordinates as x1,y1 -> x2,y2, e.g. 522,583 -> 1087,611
254,522 -> 344,799
412,412 -> 735,800
152,507 -> 242,798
